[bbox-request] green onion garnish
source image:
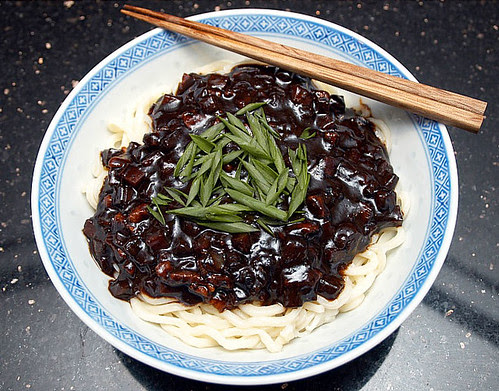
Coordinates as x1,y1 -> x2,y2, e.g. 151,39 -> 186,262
148,102 -> 311,233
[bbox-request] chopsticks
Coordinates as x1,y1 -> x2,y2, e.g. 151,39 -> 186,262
121,5 -> 487,133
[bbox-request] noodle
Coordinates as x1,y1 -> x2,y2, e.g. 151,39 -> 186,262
83,62 -> 407,352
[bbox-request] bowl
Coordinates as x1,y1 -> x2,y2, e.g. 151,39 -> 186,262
31,9 -> 458,385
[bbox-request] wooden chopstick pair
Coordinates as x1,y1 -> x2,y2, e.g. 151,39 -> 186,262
121,5 -> 486,133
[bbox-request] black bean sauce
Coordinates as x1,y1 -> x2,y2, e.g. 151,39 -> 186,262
83,65 -> 403,311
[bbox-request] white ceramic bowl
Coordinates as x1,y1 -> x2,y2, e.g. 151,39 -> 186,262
32,9 -> 458,385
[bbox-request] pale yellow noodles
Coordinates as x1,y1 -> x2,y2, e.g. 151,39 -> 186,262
84,61 -> 407,352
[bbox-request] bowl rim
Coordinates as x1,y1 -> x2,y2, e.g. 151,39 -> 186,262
31,8 -> 458,385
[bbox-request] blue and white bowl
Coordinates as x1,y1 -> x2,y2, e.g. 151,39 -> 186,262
32,9 -> 458,385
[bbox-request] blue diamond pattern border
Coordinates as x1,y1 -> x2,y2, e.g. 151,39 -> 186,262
35,13 -> 453,378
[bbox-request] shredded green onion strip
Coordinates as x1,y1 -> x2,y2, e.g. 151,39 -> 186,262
148,102 -> 311,234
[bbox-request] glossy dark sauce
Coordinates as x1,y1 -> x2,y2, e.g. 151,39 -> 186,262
83,65 -> 403,311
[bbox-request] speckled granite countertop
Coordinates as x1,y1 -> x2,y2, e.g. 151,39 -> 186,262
0,1 -> 497,390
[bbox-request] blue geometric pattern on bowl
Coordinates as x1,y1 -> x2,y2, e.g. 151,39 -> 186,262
37,14 -> 451,376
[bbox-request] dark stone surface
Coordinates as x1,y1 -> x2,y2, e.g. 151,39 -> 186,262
0,1 -> 497,390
